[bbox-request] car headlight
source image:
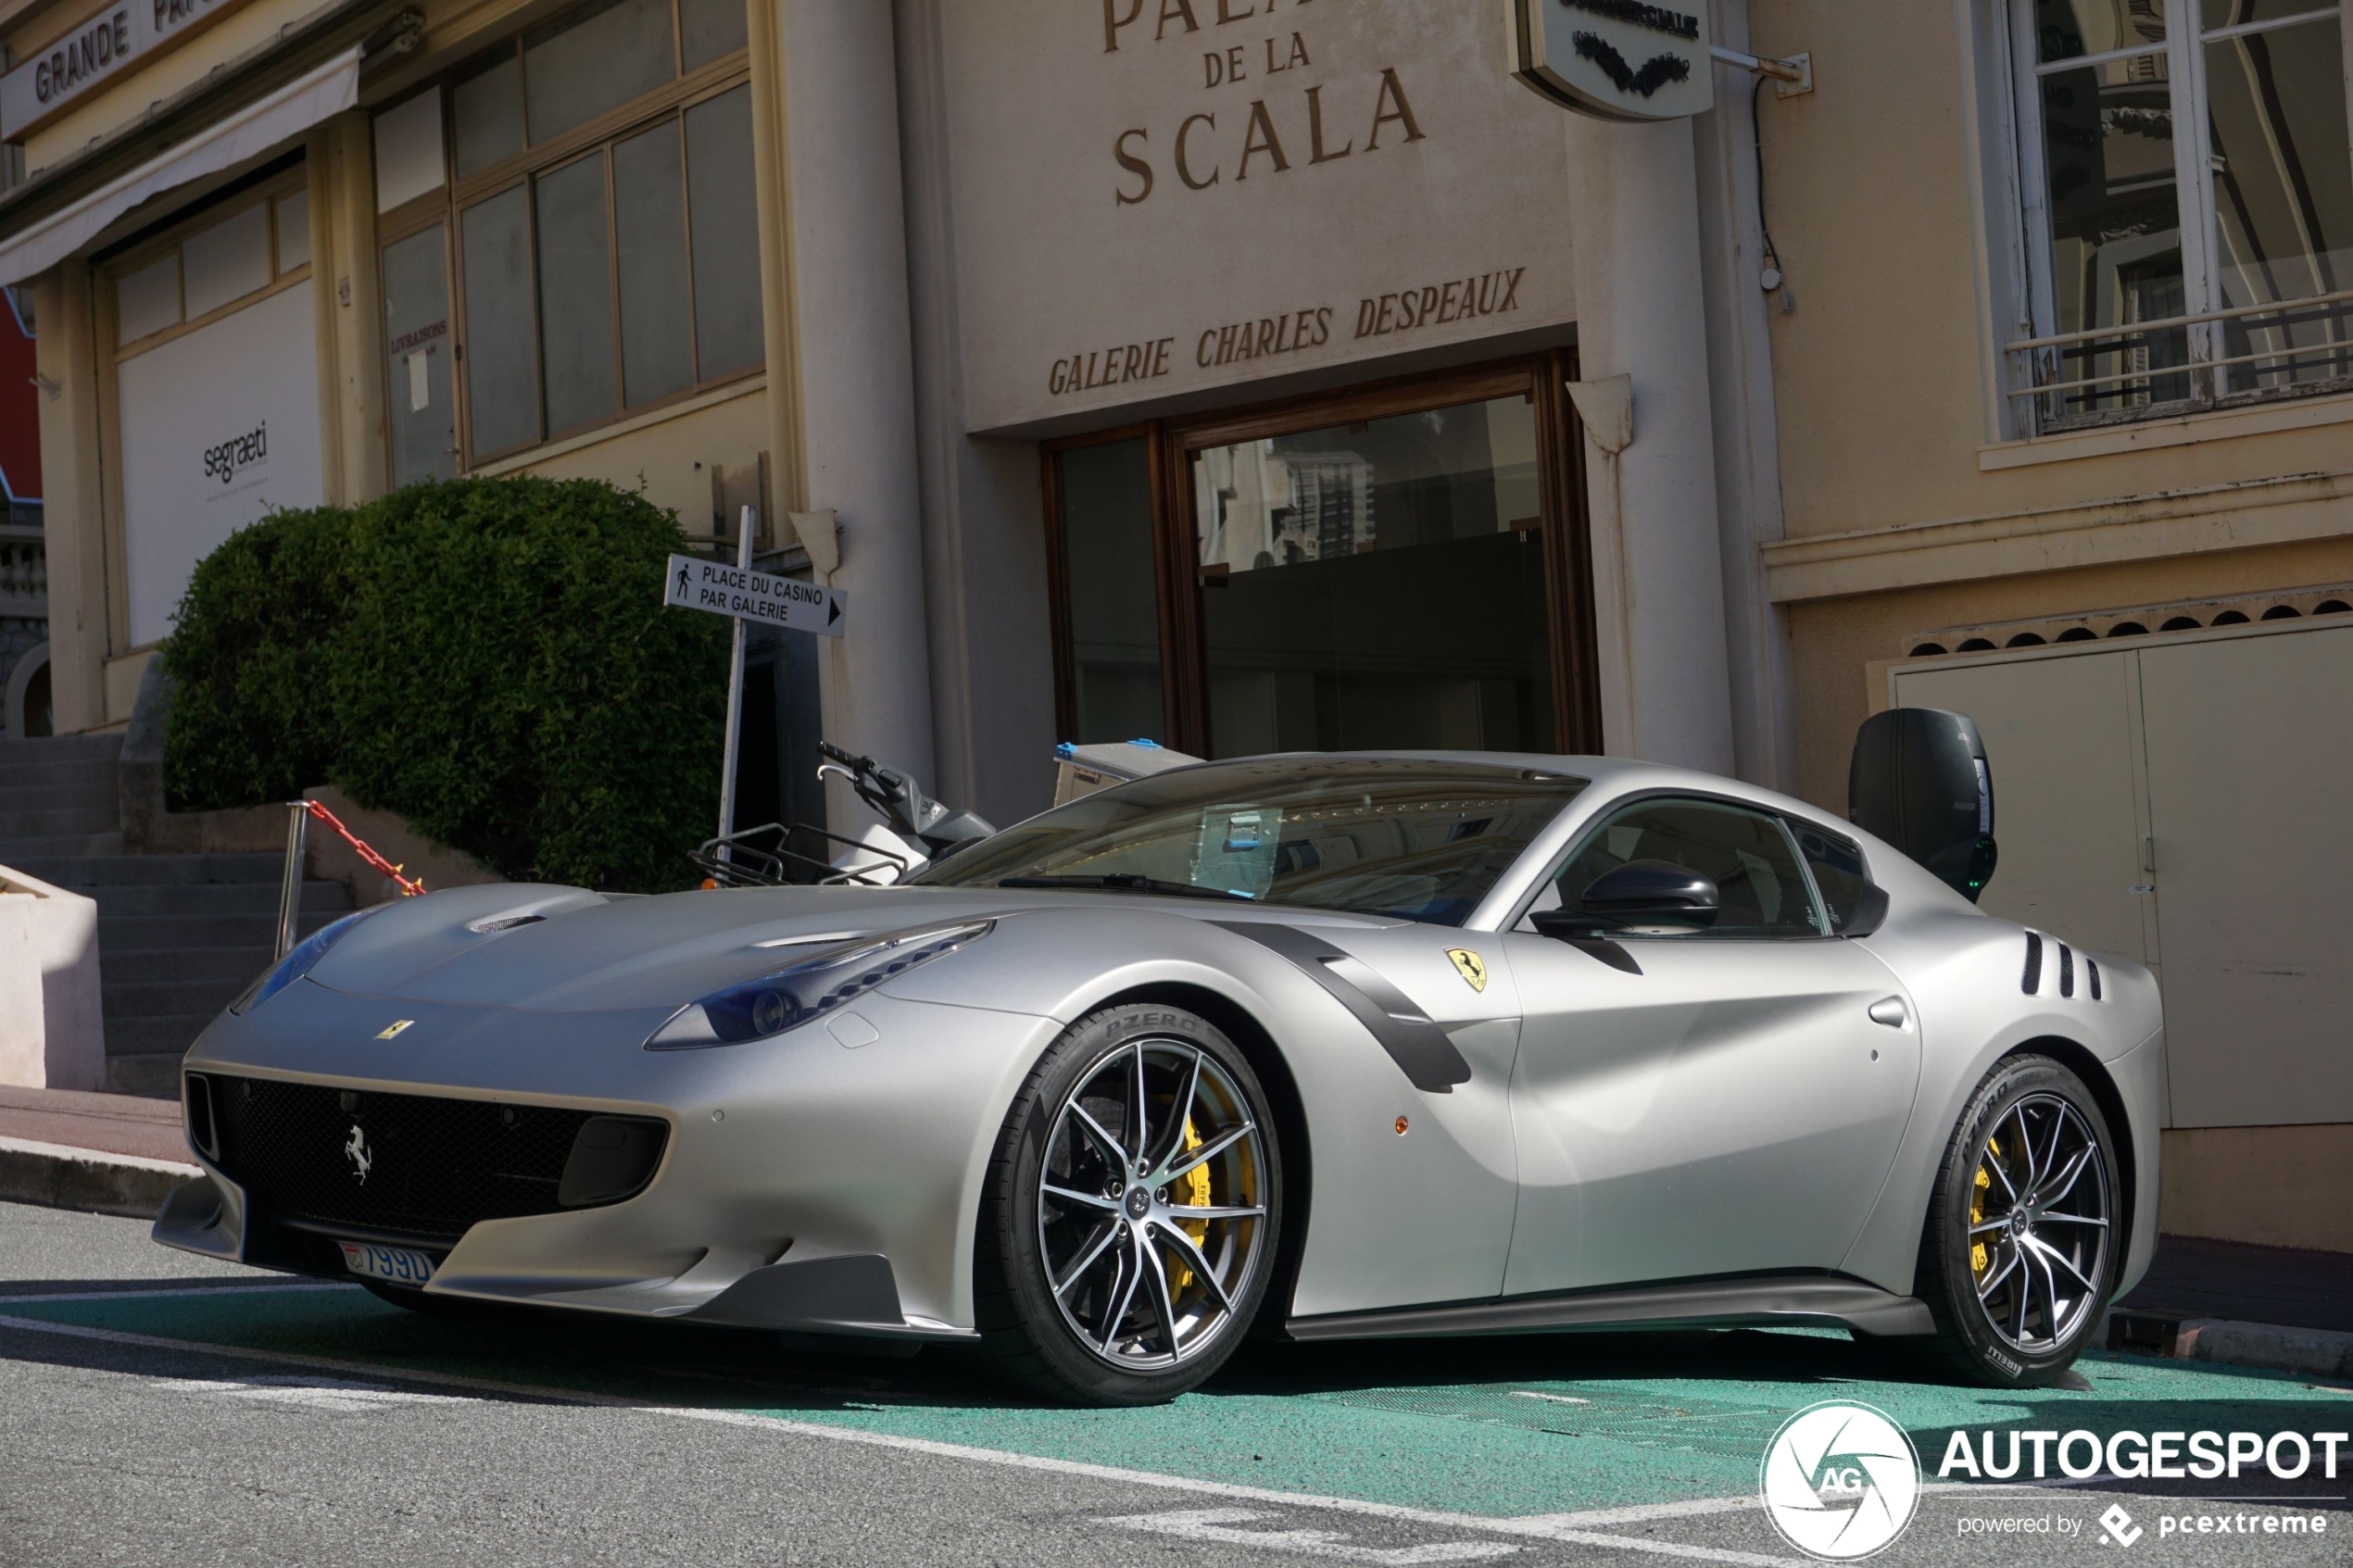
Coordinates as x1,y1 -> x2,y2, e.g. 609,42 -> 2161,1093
644,920 -> 993,1050
229,907 -> 381,1015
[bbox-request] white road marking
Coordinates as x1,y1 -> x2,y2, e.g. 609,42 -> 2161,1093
1101,1507 -> 1519,1562
1508,1391 -> 1592,1406
156,1374 -> 473,1413
0,1311 -> 1806,1566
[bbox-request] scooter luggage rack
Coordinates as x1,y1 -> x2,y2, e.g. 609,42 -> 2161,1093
688,822 -> 911,888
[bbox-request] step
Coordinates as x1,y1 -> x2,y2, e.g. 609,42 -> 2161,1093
0,781 -> 119,814
104,1014 -> 217,1059
0,832 -> 125,859
0,804 -> 123,837
0,759 -> 118,791
0,734 -> 124,762
107,1053 -> 188,1100
103,977 -> 253,1021
83,880 -> 352,918
5,852 -> 285,887
97,946 -> 276,984
98,910 -> 340,951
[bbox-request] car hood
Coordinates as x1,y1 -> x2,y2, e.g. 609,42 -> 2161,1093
300,882 -> 1289,1012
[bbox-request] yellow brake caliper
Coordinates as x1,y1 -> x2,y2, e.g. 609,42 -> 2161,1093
1169,1119 -> 1213,1291
1970,1136 -> 2000,1277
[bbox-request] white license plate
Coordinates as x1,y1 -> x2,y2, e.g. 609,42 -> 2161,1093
337,1240 -> 436,1287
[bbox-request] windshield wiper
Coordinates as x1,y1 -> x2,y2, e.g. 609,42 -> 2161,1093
997,873 -> 1256,902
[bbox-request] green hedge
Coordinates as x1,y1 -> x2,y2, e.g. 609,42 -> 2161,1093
164,477 -> 729,892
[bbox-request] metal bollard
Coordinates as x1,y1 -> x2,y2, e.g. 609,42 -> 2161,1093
276,800 -> 310,960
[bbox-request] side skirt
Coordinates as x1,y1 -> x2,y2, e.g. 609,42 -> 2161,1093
1285,1274 -> 1936,1341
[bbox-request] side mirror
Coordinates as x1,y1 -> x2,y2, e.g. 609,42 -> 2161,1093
1849,707 -> 1998,903
1535,859 -> 1720,938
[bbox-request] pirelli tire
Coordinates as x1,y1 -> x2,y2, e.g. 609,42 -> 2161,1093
974,1004 -> 1282,1406
1914,1053 -> 2120,1388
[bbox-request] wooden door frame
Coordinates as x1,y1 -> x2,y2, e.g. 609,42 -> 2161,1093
1040,351 -> 1600,757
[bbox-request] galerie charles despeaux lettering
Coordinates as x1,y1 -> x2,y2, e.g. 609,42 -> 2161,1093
203,421 -> 268,487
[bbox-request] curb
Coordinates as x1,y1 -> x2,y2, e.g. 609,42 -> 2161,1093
0,1135 -> 198,1221
2111,1308 -> 2353,1382
2174,1319 -> 2353,1382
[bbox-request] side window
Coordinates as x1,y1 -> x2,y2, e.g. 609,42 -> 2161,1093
1524,797 -> 1824,938
1789,822 -> 1873,935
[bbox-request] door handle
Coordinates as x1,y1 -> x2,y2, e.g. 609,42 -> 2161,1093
1867,997 -> 1908,1028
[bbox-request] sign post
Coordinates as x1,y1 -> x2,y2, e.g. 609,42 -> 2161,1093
662,517 -> 848,859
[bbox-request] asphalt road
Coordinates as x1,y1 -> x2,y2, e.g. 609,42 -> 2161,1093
2,1200 -> 2348,1568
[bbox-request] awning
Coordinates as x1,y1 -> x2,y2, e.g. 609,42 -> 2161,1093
0,46 -> 359,288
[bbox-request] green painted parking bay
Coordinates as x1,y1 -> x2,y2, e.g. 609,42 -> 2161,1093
8,1285 -> 2353,1519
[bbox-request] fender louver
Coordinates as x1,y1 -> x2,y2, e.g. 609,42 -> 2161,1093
2022,930 -> 2104,1001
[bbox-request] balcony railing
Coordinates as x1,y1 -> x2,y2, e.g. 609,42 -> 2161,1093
2007,287 -> 2353,433
0,524 -> 45,621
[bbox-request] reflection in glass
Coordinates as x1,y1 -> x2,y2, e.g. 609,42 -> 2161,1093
383,226 -> 456,486
679,0 -> 749,71
452,52 -> 522,178
459,188 -> 537,455
612,120 -> 695,407
2205,14 -> 2353,392
522,0 -> 673,144
2202,0 -> 2324,29
1053,439 -> 1164,744
2041,51 -> 2189,410
686,85 -> 764,380
535,155 -> 618,434
2034,0 -> 2167,63
1192,395 -> 1552,758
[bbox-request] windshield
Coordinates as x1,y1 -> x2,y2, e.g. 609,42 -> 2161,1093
913,758 -> 1586,925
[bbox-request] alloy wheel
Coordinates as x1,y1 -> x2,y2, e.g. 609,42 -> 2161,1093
1968,1091 -> 2111,1354
1036,1037 -> 1268,1371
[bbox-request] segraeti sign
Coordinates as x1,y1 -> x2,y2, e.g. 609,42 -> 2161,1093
1508,0 -> 1715,122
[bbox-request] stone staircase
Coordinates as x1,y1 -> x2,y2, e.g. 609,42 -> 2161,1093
0,734 -> 351,1097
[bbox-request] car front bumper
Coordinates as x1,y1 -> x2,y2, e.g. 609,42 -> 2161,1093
154,982 -> 1063,1336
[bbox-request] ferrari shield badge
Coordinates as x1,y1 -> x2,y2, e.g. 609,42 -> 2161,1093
1446,948 -> 1488,993
374,1020 -> 413,1040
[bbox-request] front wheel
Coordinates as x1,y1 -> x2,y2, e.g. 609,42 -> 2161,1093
974,1005 -> 1281,1405
1913,1054 -> 2119,1386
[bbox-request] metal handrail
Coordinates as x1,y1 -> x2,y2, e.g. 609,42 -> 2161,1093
2002,282 -> 2353,355
2007,339 -> 2353,400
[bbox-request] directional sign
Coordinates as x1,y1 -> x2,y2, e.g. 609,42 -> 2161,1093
662,553 -> 845,638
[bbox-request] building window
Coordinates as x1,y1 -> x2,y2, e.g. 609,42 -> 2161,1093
1042,358 -> 1596,757
383,0 -> 759,470
2007,0 -> 2353,431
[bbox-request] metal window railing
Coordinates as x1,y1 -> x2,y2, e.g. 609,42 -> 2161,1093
2007,287 -> 2353,431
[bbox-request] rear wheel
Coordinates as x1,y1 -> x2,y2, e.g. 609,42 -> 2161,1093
1913,1054 -> 2118,1386
975,1005 -> 1280,1405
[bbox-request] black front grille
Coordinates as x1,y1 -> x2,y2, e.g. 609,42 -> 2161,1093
199,1074 -> 661,1241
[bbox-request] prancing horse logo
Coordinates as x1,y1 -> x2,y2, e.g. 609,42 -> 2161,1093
344,1124 -> 371,1184
1447,948 -> 1488,993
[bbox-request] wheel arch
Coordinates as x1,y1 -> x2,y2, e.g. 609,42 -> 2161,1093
2001,1034 -> 2138,1273
1091,981 -> 1315,1336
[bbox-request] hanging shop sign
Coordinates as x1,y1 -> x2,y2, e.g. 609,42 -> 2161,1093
2,0 -> 256,142
1508,0 -> 1715,122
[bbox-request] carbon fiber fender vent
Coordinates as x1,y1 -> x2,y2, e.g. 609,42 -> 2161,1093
2020,932 -> 2044,996
2058,942 -> 2075,999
